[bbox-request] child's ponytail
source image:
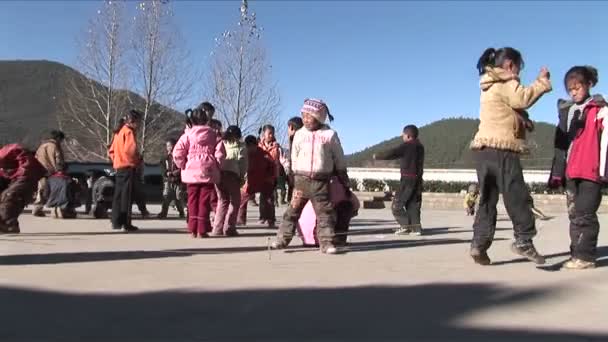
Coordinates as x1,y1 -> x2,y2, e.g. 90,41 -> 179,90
185,108 -> 194,128
477,48 -> 497,75
477,47 -> 524,76
113,117 -> 127,134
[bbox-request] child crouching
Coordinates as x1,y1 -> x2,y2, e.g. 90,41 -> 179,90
0,144 -> 46,233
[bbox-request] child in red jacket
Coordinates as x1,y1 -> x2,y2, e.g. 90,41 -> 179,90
0,144 -> 46,233
237,135 -> 277,226
549,66 -> 608,270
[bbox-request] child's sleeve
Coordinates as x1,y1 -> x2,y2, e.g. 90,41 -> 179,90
215,140 -> 226,166
108,136 -> 116,162
503,77 -> 552,110
291,132 -> 302,168
122,129 -> 140,166
375,144 -> 404,160
598,107 -> 608,180
549,100 -> 569,185
238,146 -> 248,180
172,135 -> 189,170
331,132 -> 347,172
417,144 -> 425,179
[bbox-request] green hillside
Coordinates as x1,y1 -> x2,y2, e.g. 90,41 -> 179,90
347,117 -> 556,169
0,60 -> 183,162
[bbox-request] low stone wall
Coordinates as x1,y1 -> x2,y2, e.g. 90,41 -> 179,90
354,192 -> 608,214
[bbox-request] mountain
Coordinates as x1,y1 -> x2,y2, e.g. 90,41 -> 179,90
346,117 -> 556,169
0,60 -> 183,162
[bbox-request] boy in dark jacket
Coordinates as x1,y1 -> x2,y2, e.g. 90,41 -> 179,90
0,144 -> 46,233
158,138 -> 185,219
374,125 -> 425,235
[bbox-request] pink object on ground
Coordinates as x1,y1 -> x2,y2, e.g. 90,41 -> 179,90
296,177 -> 359,246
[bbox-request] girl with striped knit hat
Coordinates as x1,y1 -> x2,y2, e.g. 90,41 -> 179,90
271,98 -> 350,254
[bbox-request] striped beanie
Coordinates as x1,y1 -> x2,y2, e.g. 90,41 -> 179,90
301,98 -> 330,124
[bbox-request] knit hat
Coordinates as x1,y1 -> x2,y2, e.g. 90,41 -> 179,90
301,98 -> 330,123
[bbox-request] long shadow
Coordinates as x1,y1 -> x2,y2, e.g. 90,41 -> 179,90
284,237 -> 508,254
345,237 -> 507,253
492,246 -> 608,268
0,246 -> 269,266
0,283 -> 604,341
16,228 -> 189,236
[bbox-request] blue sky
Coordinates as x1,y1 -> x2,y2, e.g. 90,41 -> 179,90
1,1 -> 608,153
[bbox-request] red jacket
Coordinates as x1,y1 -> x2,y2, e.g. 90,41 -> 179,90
566,100 -> 608,183
244,146 -> 276,193
0,144 -> 46,182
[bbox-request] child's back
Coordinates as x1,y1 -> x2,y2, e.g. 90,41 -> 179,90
173,126 -> 225,184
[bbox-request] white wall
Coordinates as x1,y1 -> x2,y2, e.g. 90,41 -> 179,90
348,168 -> 550,184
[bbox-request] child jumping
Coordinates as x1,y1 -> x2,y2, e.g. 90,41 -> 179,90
0,144 -> 46,233
549,66 -> 607,270
212,125 -> 247,237
470,47 -> 551,265
173,103 -> 225,238
271,98 -> 349,254
108,110 -> 143,232
158,138 -> 185,219
374,125 -> 425,235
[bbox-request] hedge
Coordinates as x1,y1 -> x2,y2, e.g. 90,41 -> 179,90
357,178 -> 567,194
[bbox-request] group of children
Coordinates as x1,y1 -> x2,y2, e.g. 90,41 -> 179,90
0,46 -> 605,267
465,47 -> 606,270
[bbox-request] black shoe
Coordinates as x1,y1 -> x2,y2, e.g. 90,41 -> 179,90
122,225 -> 140,233
470,247 -> 491,265
511,242 -> 545,265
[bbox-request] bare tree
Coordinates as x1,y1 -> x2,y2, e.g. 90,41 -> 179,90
58,0 -> 129,161
207,0 -> 281,138
131,0 -> 195,159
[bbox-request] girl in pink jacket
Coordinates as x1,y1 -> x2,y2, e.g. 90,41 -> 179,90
173,102 -> 226,238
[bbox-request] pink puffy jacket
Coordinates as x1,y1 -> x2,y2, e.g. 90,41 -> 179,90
173,126 -> 226,184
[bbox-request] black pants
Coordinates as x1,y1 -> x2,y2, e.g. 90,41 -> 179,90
391,177 -> 421,228
472,148 -> 536,250
111,168 -> 135,229
566,179 -> 602,262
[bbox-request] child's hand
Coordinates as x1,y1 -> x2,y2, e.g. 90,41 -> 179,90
539,67 -> 550,80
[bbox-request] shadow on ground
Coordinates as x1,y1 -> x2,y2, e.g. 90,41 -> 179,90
0,246 -> 269,266
0,283 -> 604,341
492,246 -> 608,269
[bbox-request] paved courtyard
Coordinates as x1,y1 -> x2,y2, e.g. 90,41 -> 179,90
1,205 -> 607,341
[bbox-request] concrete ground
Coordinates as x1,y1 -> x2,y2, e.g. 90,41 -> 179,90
0,204 -> 607,341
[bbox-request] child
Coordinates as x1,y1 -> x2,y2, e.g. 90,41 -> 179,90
258,124 -> 281,227
281,117 -> 304,203
158,138 -> 185,219
374,125 -> 425,236
549,66 -> 607,270
237,135 -> 276,226
271,98 -> 349,254
0,144 -> 46,233
33,130 -> 66,217
212,125 -> 247,236
464,184 -> 479,216
173,103 -> 225,238
108,109 -> 143,232
470,47 -> 551,266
